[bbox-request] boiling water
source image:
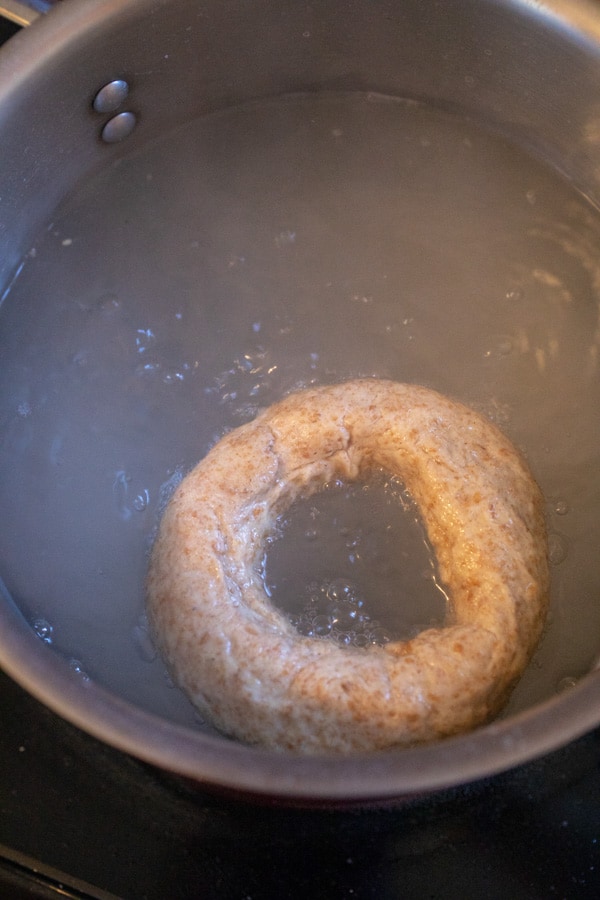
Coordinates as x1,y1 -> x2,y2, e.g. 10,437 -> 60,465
263,474 -> 448,647
1,92 -> 600,730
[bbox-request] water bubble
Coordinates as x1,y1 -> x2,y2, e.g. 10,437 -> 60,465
135,328 -> 157,354
132,489 -> 150,512
226,253 -> 245,268
274,229 -> 296,247
296,619 -> 314,637
345,531 -> 362,549
548,532 -> 568,565
113,469 -> 132,520
331,607 -> 357,631
69,659 -> 90,682
557,675 -> 578,693
135,361 -> 162,377
484,336 -> 514,360
326,579 -> 355,603
312,593 -> 334,618
163,363 -> 190,384
95,293 -> 121,318
285,574 -> 394,649
33,618 -> 53,644
302,596 -> 316,615
313,615 -> 333,636
132,619 -> 157,662
71,349 -> 89,367
505,287 -> 524,302
210,345 -> 277,409
553,499 -> 569,516
369,626 -> 391,646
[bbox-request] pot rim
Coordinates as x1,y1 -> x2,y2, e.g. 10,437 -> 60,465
3,0 -> 600,102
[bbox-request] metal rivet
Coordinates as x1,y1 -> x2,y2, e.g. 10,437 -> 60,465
101,111 -> 137,144
93,80 -> 130,114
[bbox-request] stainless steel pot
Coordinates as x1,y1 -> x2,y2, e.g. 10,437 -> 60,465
0,0 -> 600,803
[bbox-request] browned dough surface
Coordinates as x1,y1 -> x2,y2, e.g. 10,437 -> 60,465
146,380 -> 549,754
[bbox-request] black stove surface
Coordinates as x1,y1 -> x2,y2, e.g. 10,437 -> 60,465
1,666 -> 599,900
1,14 -> 600,900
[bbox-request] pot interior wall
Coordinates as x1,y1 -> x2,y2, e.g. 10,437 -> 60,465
0,0 -> 600,798
2,0 -> 600,291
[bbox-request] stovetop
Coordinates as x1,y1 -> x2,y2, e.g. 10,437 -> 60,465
1,665 -> 599,900
1,13 -> 600,900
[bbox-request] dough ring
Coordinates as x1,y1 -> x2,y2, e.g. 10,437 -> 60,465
147,380 -> 549,754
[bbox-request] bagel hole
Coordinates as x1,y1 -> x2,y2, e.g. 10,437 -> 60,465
261,471 -> 449,648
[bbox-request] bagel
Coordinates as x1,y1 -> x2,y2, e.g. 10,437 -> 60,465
146,380 -> 549,754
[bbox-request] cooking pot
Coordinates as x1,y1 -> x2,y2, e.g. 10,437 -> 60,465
0,0 -> 600,804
